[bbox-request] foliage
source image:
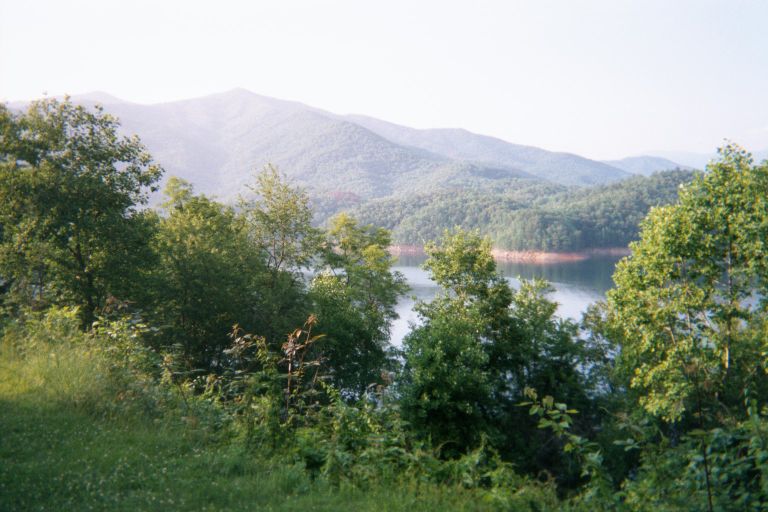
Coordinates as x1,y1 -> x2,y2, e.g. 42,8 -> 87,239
3,101 -> 767,510
0,305 -> 164,420
310,213 -> 408,396
240,165 -> 319,345
521,387 -> 617,507
149,177 -> 262,370
620,402 -> 768,511
400,306 -> 496,453
606,144 -> 768,423
0,99 -> 162,327
3,315 -> 553,511
401,228 -> 595,478
242,164 -> 321,274
400,230 -> 507,453
582,144 -> 768,510
346,170 -> 695,252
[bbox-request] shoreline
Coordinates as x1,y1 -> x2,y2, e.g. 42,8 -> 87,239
388,245 -> 630,263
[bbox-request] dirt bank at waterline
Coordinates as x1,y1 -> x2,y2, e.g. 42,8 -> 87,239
388,245 -> 630,263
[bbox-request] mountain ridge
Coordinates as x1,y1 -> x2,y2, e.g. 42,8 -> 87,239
56,89 -> 614,200
345,114 -> 633,186
8,89 -> 705,202
604,156 -> 692,176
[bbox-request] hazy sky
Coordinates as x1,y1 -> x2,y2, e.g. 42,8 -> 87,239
1,0 -> 766,159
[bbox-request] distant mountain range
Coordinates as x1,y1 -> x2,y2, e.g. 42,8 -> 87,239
15,89 -> 756,251
603,156 -> 692,176
645,149 -> 768,170
346,115 -> 632,186
10,89 -> 700,203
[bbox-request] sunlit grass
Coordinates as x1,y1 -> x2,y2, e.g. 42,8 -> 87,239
0,332 -> 525,511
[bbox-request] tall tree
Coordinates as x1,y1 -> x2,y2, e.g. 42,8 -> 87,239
0,99 -> 162,327
240,165 -> 320,345
310,213 -> 408,396
150,177 -> 261,370
399,228 -> 590,464
606,143 -> 768,424
241,164 -> 320,274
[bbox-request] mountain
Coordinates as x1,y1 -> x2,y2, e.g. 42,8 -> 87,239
71,91 -> 125,105
11,89 -> 653,207
603,156 -> 690,176
15,89 -> 633,199
346,115 -> 630,186
10,90 -> 763,200
647,149 -> 768,170
6,89 -> 705,251
349,170 -> 696,251
64,89 -> 541,202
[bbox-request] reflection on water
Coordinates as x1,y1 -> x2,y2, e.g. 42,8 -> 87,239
389,254 -> 623,346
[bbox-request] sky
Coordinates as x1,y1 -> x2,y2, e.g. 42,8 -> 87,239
1,0 -> 766,160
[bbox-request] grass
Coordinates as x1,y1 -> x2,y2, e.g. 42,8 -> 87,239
0,324 -> 547,511
1,400 -> 501,511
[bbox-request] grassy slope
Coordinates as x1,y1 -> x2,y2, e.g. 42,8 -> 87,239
0,336 -> 543,511
0,403 -> 493,511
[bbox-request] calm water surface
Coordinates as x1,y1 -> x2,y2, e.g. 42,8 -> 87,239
390,253 -> 622,346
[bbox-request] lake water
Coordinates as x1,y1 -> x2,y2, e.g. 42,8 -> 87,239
389,253 -> 623,346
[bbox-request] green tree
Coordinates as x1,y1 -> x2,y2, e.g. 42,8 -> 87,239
0,99 -> 162,327
150,177 -> 261,370
400,229 -> 590,466
240,165 -> 320,345
606,143 -> 768,424
310,213 -> 408,397
398,230 -> 503,452
400,297 -> 496,453
241,165 -> 320,274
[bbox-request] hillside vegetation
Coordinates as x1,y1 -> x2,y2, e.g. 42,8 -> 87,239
347,170 -> 696,251
18,90 -> 700,254
45,89 -> 644,203
346,114 -> 632,186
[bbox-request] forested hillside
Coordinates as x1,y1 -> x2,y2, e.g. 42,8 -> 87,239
17,89 -> 649,203
2,99 -> 768,511
5,91 -> 700,254
347,170 -> 696,251
346,114 -> 633,186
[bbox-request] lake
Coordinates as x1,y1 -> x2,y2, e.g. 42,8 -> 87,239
389,253 -> 623,346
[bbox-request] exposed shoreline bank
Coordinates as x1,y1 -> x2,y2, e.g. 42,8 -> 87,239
388,245 -> 630,263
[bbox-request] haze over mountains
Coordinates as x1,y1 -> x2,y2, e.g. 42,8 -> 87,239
33,88 -> 699,204
345,115 -> 632,186
603,156 -> 692,176
12,88 -> 757,251
645,149 -> 768,171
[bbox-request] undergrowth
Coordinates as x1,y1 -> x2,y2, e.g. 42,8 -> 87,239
0,308 -> 561,511
4,307 -> 764,510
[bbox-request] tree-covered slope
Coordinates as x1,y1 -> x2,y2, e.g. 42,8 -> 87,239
24,90 -> 701,252
347,115 -> 631,186
67,90 -> 536,202
44,89 -> 639,203
349,170 -> 697,251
